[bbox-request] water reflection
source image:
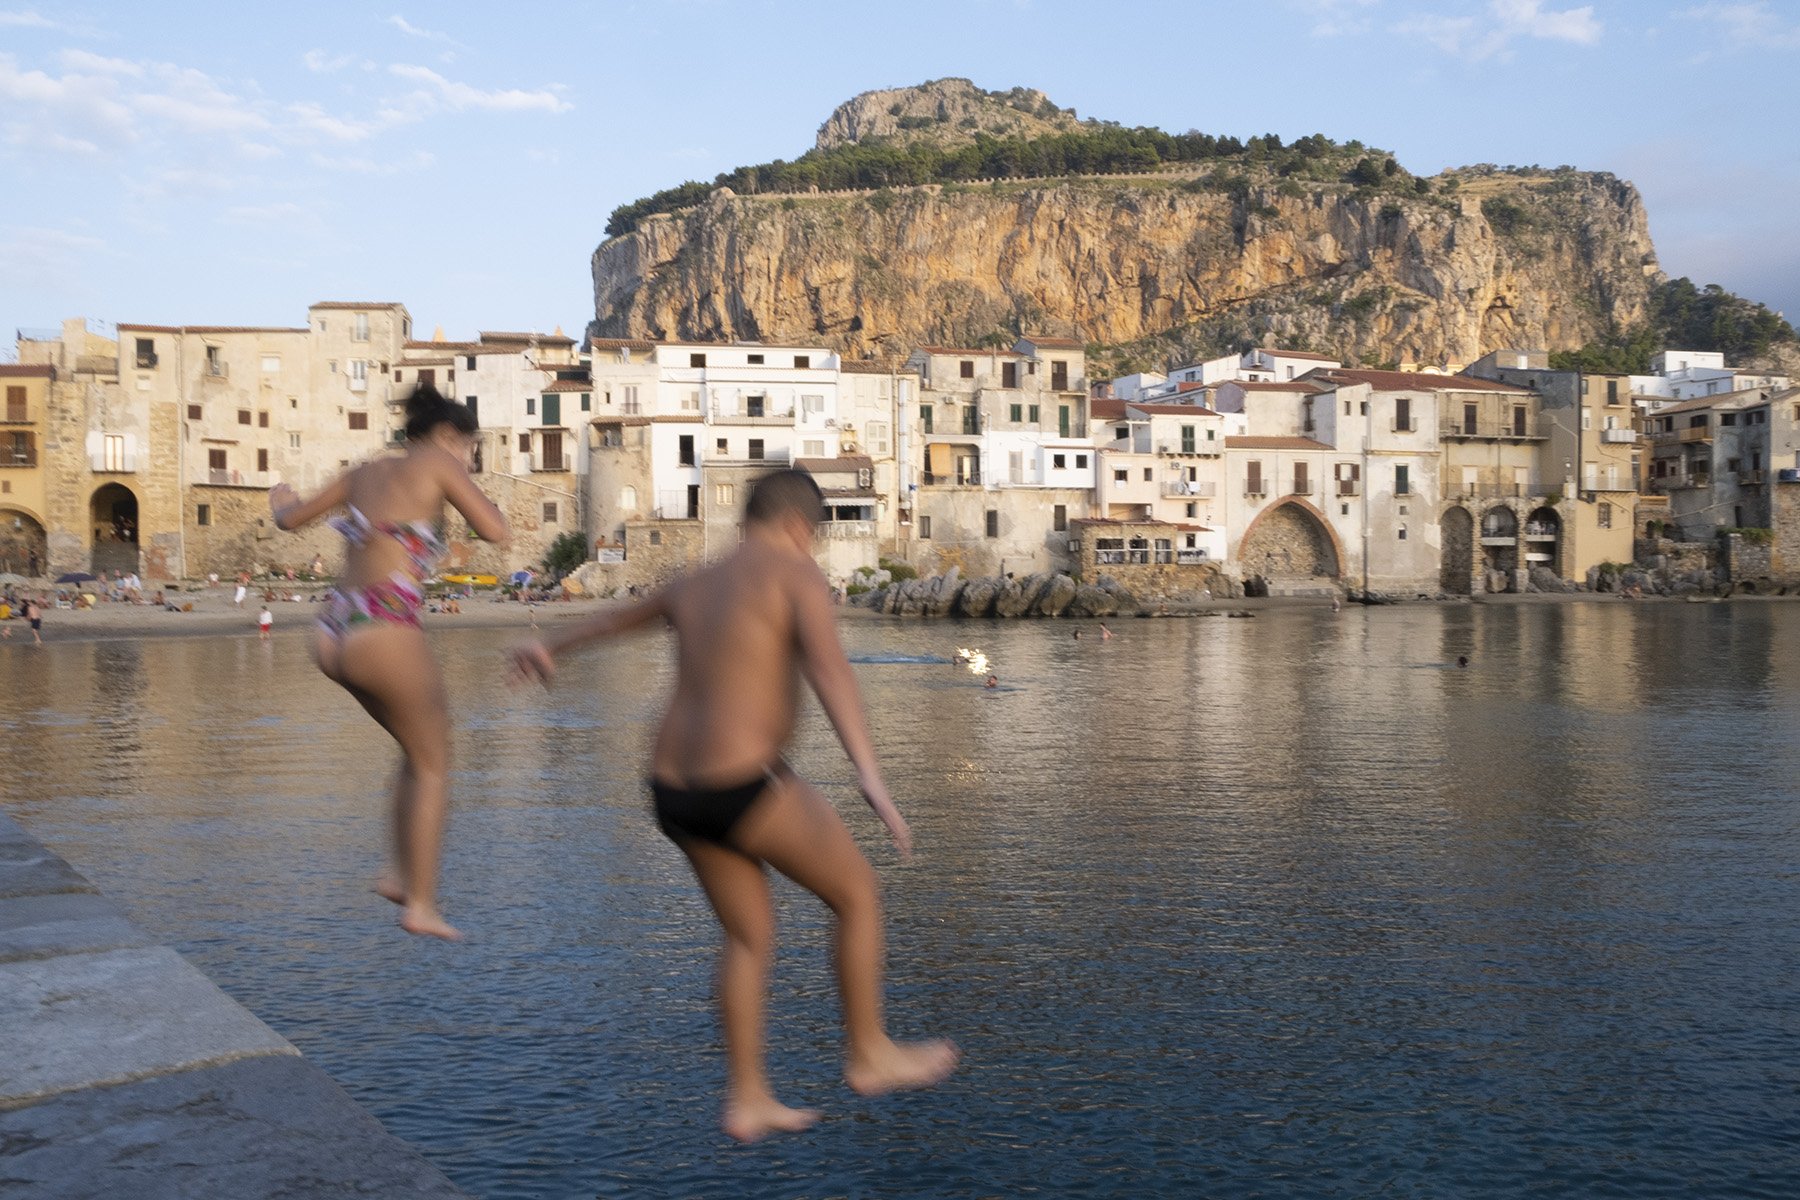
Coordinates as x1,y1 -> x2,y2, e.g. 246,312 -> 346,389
1,605 -> 1797,1198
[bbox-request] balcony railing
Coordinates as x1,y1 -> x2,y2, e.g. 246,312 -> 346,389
1244,482 -> 1268,497
707,449 -> 791,467
1441,421 -> 1544,440
1738,470 -> 1765,486
1600,428 -> 1639,444
1336,481 -> 1360,496
134,352 -> 158,369
349,376 -> 367,393
1649,472 -> 1711,492
1651,426 -> 1712,445
0,448 -> 38,468
1175,550 -> 1211,564
820,520 -> 876,539
1449,481 -> 1560,500
1156,441 -> 1219,457
922,470 -> 982,486
1291,480 -> 1315,495
1161,479 -> 1217,497
200,468 -> 267,487
710,404 -> 795,425
205,361 -> 228,379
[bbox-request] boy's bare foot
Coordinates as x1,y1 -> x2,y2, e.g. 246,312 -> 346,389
722,1094 -> 821,1144
373,875 -> 405,905
846,1038 -> 959,1096
399,903 -> 463,941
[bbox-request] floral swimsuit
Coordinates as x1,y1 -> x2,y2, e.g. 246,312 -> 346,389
319,505 -> 448,640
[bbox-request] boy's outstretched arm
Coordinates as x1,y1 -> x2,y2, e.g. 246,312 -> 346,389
793,567 -> 912,858
506,585 -> 673,685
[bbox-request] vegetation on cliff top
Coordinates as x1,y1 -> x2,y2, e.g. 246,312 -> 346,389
1550,278 -> 1796,373
604,126 -> 1393,237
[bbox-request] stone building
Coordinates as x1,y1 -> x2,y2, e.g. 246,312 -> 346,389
1643,388 -> 1779,540
1089,398 -> 1228,562
902,338 -> 1093,576
0,364 -> 52,576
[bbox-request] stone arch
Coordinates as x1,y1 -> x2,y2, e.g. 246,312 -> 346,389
90,483 -> 140,576
1480,504 -> 1518,588
1439,505 -> 1474,595
1525,505 -> 1563,578
0,505 -> 49,577
1240,498 -> 1343,583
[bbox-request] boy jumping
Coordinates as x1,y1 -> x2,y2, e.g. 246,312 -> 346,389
508,470 -> 956,1142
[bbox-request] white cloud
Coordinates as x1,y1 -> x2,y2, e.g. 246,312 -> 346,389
308,149 -> 436,175
303,49 -> 357,73
286,101 -> 376,142
57,50 -> 145,77
1679,2 -> 1800,49
0,9 -> 58,28
385,63 -> 571,115
1295,0 -> 1380,39
388,14 -> 458,44
1394,0 -> 1600,57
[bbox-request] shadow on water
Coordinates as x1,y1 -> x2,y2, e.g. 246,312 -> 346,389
1,605 -> 1798,1198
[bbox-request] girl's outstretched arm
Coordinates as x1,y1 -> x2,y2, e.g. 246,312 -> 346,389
269,472 -> 352,531
506,584 -> 676,686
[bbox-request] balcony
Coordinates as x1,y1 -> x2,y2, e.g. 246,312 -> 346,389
3,404 -> 29,424
1156,441 -> 1220,457
709,404 -> 795,425
1651,425 -> 1712,445
531,456 -> 569,473
0,448 -> 38,468
349,376 -> 367,393
1161,479 -> 1217,498
819,520 -> 876,539
1290,480 -> 1315,495
1600,428 -> 1639,444
1450,481 -> 1560,500
1440,421 -> 1545,441
1244,482 -> 1268,497
922,470 -> 982,486
1175,550 -> 1211,564
1649,471 -> 1711,492
199,468 -> 267,487
1738,470 -> 1765,486
1336,481 -> 1361,497
134,351 -> 158,369
205,361 -> 229,380
706,449 -> 791,468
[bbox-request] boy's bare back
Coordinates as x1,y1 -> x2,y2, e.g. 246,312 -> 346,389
651,539 -> 826,789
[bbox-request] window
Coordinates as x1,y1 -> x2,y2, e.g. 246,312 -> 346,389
1052,453 -> 1066,469
1010,403 -> 1023,422
747,353 -> 764,365
804,440 -> 825,457
919,515 -> 932,539
135,338 -> 157,368
1114,469 -> 1128,483
1076,454 -> 1087,468
1720,412 -> 1737,426
690,353 -> 707,368
682,389 -> 700,412
1002,362 -> 1018,389
1344,400 -> 1351,416
205,346 -> 225,377
393,369 -> 403,382
353,312 -> 369,341
1394,396 -> 1412,432
257,449 -> 268,472
748,438 -> 765,460
289,433 -> 301,449
793,355 -> 809,369
1154,538 -> 1173,564
622,385 -> 640,413
238,409 -> 251,425
1598,502 -> 1613,529
801,393 -> 824,417
258,411 -> 269,428
5,387 -> 27,421
208,448 -> 227,470
985,509 -> 999,538
679,435 -> 696,466
527,397 -> 536,416
1398,525 -> 1408,540
1247,461 -> 1264,495
186,404 -> 201,421
960,360 -> 974,379
649,530 -> 662,546
543,502 -> 558,523
261,354 -> 280,373
621,486 -> 638,509
348,411 -> 369,430
465,397 -> 478,422
919,405 -> 933,434
1606,380 -> 1619,405
746,395 -> 765,418
103,434 -> 125,472
1360,401 -> 1369,416
869,421 -> 890,454
519,433 -> 531,452
466,355 -> 477,371
1028,404 -> 1039,423
1293,462 -> 1309,494
196,503 -> 211,526
581,393 -> 591,412
1512,407 -> 1527,437
962,407 -> 979,435
1582,410 -> 1592,431
716,438 -> 728,453
1395,464 -> 1410,495
1143,468 -> 1153,482
1181,425 -> 1196,453
1051,361 -> 1068,391
716,484 -> 735,507
1053,504 -> 1067,532
539,431 -> 565,471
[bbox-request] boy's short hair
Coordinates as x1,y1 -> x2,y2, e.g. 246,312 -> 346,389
744,469 -> 825,527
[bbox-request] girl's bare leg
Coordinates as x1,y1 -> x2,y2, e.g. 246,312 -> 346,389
732,778 -> 957,1095
678,836 -> 821,1142
324,624 -> 460,940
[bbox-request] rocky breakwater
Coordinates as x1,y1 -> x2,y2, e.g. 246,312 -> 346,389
854,566 -> 1137,618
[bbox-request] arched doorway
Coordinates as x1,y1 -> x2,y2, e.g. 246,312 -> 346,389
91,483 -> 140,576
1440,506 -> 1474,595
1241,500 -> 1341,592
0,508 -> 48,577
1480,506 -> 1517,589
1524,505 -> 1562,578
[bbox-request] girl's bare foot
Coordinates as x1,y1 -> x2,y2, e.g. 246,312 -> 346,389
399,903 -> 463,941
722,1094 -> 821,1144
373,875 -> 405,905
846,1038 -> 959,1096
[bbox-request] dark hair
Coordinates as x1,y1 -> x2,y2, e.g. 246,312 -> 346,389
403,382 -> 478,441
744,469 -> 824,527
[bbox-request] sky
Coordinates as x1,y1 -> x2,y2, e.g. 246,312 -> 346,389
3,0 -> 1797,355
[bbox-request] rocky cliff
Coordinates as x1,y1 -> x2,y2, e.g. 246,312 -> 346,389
590,89 -> 1664,371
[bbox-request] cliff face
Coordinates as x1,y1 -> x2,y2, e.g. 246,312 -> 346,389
591,170 -> 1661,370
814,78 -> 1083,152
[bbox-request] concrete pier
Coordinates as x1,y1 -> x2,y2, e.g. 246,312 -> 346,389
0,809 -> 469,1199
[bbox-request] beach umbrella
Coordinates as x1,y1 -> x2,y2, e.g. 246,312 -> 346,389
55,571 -> 97,585
510,570 -> 534,586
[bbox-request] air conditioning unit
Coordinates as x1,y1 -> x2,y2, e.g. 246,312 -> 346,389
1778,468 -> 1800,483
825,419 -> 837,427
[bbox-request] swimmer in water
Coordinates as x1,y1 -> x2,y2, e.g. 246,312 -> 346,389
1457,655 -> 1469,668
986,675 -> 998,689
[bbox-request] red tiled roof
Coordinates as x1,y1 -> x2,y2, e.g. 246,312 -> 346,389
1221,379 -> 1327,393
481,330 -> 575,344
1019,335 -> 1083,349
590,337 -> 658,352
1225,436 -> 1335,450
839,359 -> 918,375
1645,388 -> 1771,416
1255,347 -> 1338,361
1310,368 -> 1530,393
0,364 -> 54,377
541,380 -> 592,393
1126,402 -> 1221,416
116,324 -> 309,334
796,455 -> 874,472
1176,381 -> 1209,393
1090,399 -> 1124,419
915,346 -> 1023,358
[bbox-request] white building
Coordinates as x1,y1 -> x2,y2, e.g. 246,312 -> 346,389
1631,349 -> 1789,402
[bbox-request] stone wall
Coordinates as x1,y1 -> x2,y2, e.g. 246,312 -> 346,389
908,486 -> 1088,578
1720,532 -> 1772,585
569,518 -> 705,595
1773,481 -> 1800,586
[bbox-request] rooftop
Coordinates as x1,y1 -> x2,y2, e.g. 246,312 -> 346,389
1225,436 -> 1336,451
307,301 -> 407,310
797,455 -> 874,472
1308,368 -> 1531,393
1254,347 -> 1339,361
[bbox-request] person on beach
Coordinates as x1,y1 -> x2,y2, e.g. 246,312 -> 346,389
234,571 -> 248,608
270,383 -> 507,941
25,596 -> 42,644
257,605 -> 273,641
507,469 -> 957,1143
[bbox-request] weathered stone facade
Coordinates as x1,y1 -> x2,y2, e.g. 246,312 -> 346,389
909,486 -> 1089,578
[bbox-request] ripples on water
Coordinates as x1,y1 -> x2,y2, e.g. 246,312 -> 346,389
3,605 -> 1798,1198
